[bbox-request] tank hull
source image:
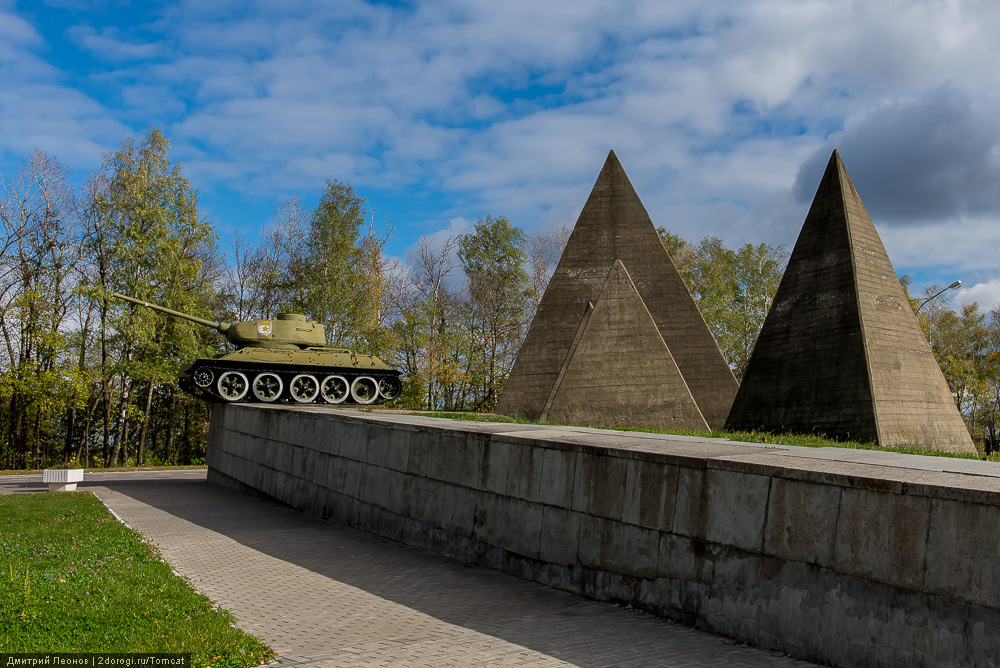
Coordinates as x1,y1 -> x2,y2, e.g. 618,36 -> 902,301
180,347 -> 402,405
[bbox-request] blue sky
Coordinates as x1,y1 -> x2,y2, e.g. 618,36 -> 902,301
3,0 -> 1000,307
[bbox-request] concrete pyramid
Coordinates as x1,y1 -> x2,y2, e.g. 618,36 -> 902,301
497,150 -> 738,428
725,150 -> 976,454
543,260 -> 710,431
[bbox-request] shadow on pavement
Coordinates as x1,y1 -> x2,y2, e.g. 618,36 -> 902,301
2,472 -> 805,667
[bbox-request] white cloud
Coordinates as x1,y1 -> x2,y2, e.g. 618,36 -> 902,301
67,25 -> 168,62
0,6 -> 130,168
879,215 -> 1000,279
955,279 -> 1000,312
0,7 -> 39,60
2,0 -> 1000,271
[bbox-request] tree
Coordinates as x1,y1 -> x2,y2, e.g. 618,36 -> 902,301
458,215 -> 531,410
660,231 -> 786,380
0,150 -> 88,469
354,220 -> 409,357
983,307 -> 1000,452
918,291 -> 992,440
525,224 -> 571,316
301,180 -> 369,347
402,234 -> 463,410
907,282 -> 1000,451
657,227 -> 698,287
81,127 -> 220,466
223,197 -> 306,321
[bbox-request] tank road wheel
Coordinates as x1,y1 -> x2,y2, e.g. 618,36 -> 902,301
252,372 -> 283,402
217,371 -> 249,401
321,375 -> 349,404
192,368 -> 214,389
290,374 -> 320,403
351,376 -> 379,404
378,376 -> 402,401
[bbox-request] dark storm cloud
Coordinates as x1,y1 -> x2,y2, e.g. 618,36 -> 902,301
793,86 -> 1000,224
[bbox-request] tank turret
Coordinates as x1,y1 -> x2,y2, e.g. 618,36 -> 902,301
110,293 -> 327,350
111,293 -> 402,405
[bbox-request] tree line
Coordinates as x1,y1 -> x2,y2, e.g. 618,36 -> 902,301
1,128 -> 994,470
912,288 -> 1000,452
0,128 -> 570,469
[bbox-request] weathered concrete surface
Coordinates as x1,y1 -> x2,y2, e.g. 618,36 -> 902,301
497,150 -> 737,428
544,259 -> 710,431
726,150 -> 975,454
209,404 -> 1000,667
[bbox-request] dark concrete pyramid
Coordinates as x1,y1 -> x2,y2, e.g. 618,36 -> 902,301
725,150 -> 976,454
543,259 -> 710,431
497,150 -> 738,428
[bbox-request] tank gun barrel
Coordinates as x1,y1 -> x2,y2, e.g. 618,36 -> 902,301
110,293 -> 230,334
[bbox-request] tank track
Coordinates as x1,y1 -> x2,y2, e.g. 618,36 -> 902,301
180,360 -> 403,406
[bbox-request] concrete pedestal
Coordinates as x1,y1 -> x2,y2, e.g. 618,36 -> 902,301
208,405 -> 1000,668
42,468 -> 84,492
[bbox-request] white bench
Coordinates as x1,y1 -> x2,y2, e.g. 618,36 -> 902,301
42,468 -> 84,492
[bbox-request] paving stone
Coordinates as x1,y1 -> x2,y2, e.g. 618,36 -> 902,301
0,470 -> 814,667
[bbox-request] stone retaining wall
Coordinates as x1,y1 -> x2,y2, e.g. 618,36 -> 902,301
207,404 -> 1000,667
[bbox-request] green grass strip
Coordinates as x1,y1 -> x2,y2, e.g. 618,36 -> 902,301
0,492 -> 273,667
422,411 -> 996,461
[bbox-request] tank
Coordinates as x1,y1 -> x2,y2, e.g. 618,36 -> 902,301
111,293 -> 402,405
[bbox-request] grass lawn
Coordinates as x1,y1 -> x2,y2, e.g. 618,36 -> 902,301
421,411 -> 997,461
0,492 -> 273,667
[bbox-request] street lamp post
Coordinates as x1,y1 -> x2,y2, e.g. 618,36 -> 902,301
917,280 -> 962,312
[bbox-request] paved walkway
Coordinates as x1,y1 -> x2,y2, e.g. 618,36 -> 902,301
1,471 -> 814,667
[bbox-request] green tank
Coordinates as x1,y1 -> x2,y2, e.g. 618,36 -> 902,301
111,293 -> 402,405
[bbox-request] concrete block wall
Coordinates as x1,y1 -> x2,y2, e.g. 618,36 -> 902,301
207,405 -> 1000,667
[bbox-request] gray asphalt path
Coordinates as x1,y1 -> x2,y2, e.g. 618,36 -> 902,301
1,470 -> 814,667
